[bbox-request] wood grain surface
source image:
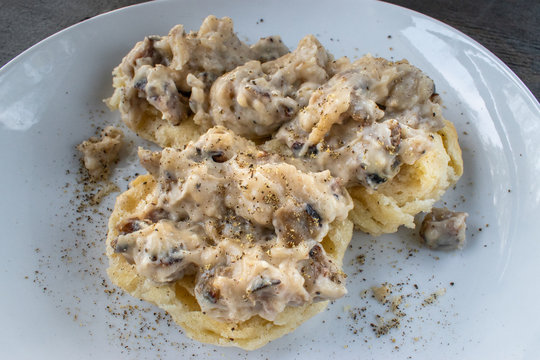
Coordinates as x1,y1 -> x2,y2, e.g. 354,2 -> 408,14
1,0 -> 538,99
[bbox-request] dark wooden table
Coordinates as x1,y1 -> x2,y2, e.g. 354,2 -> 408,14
1,0 -> 538,100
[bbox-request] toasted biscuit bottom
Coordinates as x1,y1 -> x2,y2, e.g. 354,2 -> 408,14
348,121 -> 463,235
106,174 -> 353,350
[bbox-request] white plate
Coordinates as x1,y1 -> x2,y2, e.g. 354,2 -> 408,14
1,0 -> 539,359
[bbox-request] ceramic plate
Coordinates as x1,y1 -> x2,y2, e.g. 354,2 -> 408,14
1,0 -> 539,359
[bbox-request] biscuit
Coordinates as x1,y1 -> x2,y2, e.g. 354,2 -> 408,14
106,174 -> 353,350
347,120 -> 463,235
106,16 -> 290,149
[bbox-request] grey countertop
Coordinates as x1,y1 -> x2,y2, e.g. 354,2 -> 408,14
1,0 -> 538,99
